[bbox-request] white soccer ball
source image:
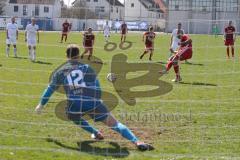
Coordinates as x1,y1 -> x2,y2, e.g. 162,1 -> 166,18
107,73 -> 117,82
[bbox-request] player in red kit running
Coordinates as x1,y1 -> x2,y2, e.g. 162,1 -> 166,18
121,21 -> 128,42
81,27 -> 95,60
159,34 -> 192,82
140,26 -> 156,61
224,21 -> 236,59
61,20 -> 71,43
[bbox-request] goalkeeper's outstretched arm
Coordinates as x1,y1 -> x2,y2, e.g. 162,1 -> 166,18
35,85 -> 55,114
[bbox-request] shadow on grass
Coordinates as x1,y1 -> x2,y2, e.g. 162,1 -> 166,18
157,61 -> 204,66
179,81 -> 217,86
46,138 -> 129,158
33,60 -> 52,65
13,56 -> 52,65
182,61 -> 204,66
156,61 -> 167,65
13,56 -> 28,60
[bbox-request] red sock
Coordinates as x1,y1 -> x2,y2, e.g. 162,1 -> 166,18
173,65 -> 180,78
227,47 -> 230,58
232,47 -> 234,57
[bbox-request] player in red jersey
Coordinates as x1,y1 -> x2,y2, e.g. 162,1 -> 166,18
61,20 -> 71,43
224,21 -> 236,59
140,26 -> 156,61
121,21 -> 128,42
81,27 -> 95,60
159,34 -> 192,82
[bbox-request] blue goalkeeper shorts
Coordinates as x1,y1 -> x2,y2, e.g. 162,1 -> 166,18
66,99 -> 109,122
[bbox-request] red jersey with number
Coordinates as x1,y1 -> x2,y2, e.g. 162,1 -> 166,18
144,31 -> 156,46
83,32 -> 95,47
225,26 -> 235,40
62,22 -> 70,33
180,34 -> 192,48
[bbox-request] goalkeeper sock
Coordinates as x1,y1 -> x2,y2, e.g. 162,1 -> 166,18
74,119 -> 99,135
111,122 -> 139,143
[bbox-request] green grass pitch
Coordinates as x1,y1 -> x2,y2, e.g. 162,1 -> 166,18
0,31 -> 240,160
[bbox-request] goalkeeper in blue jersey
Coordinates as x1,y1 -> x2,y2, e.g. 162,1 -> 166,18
35,44 -> 153,151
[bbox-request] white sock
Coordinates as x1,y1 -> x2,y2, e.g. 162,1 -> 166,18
14,48 -> 17,57
33,50 -> 36,61
6,47 -> 10,56
28,49 -> 32,59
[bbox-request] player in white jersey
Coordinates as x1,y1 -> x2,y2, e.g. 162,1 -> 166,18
6,17 -> 18,57
170,23 -> 189,63
25,18 -> 39,62
170,23 -> 184,54
103,21 -> 111,42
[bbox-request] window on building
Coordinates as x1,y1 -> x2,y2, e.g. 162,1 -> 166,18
111,6 -> 113,12
86,0 -> 90,2
168,0 -> 189,11
131,3 -> 134,8
95,6 -> 105,13
94,0 -> 98,2
23,5 -> 27,16
35,5 -> 39,16
100,6 -> 105,12
44,6 -> 49,13
175,5 -> 179,10
14,6 -> 18,12
216,0 -> 238,12
116,7 -> 118,13
192,0 -> 212,12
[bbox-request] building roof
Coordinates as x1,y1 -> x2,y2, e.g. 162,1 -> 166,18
139,0 -> 164,13
72,0 -> 124,7
9,0 -> 56,5
154,0 -> 167,13
106,0 -> 124,7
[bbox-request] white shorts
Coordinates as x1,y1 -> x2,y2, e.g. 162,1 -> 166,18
27,39 -> 37,47
104,32 -> 110,37
6,37 -> 17,45
171,43 -> 179,52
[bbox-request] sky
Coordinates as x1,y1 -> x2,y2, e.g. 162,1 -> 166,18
63,0 -> 124,6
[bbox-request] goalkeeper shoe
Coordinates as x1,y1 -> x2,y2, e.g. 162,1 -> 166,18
135,141 -> 154,151
91,132 -> 104,140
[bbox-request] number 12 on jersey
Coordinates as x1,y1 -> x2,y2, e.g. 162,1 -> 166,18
67,70 -> 86,89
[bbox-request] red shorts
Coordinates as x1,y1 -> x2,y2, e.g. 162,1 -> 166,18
84,46 -> 93,52
62,32 -> 68,35
225,39 -> 234,46
177,47 -> 192,61
121,30 -> 126,35
145,44 -> 154,51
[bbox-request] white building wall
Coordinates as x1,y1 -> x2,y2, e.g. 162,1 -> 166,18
110,6 -> 124,20
4,1 -> 61,18
125,0 -> 162,23
167,11 -> 189,32
83,0 -> 124,20
125,0 -> 142,21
